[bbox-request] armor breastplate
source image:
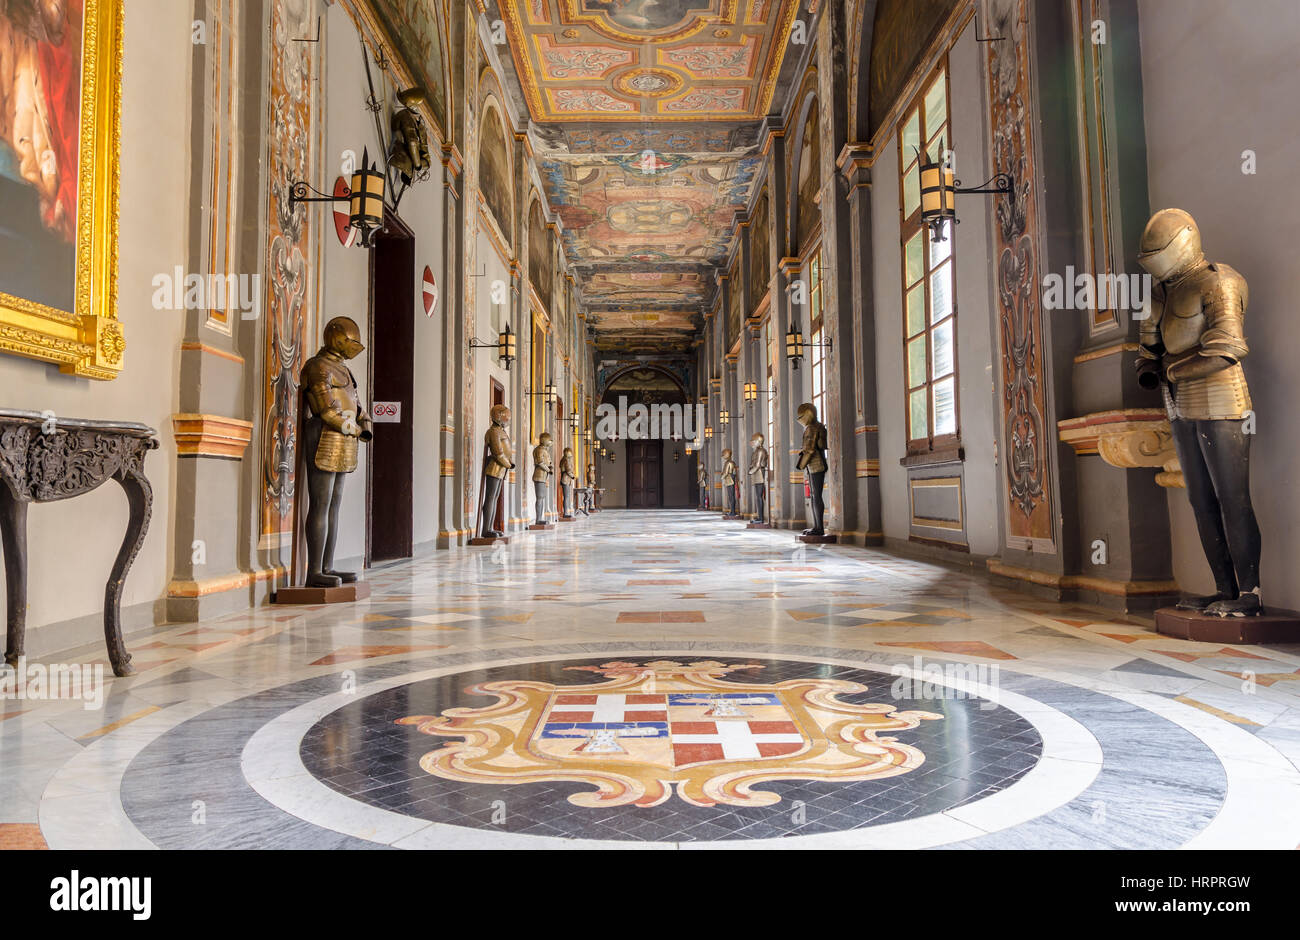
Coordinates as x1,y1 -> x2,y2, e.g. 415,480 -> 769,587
1153,263 -> 1252,421
722,461 -> 737,485
302,352 -> 363,473
1157,278 -> 1208,356
485,424 -> 513,479
749,447 -> 768,481
800,422 -> 828,474
532,446 -> 552,482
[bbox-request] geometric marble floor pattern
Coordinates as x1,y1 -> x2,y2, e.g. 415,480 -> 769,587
6,510 -> 1300,848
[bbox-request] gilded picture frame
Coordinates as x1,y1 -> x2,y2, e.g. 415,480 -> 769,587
0,0 -> 125,380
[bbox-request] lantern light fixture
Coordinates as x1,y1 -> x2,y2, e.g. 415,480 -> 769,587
918,147 -> 1013,242
719,409 -> 730,427
470,321 -> 516,370
704,426 -> 714,440
289,147 -> 386,247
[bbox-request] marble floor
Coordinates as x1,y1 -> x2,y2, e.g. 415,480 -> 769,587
4,509 -> 1300,850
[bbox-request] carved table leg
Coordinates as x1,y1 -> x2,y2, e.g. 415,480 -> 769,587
0,487 -> 28,669
104,470 -> 152,677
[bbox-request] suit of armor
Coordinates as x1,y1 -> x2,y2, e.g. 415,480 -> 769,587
387,89 -> 430,185
1136,209 -> 1261,616
583,462 -> 596,513
795,403 -> 828,536
479,406 -> 514,538
696,462 -> 708,510
559,449 -> 576,516
721,449 -> 738,515
299,317 -> 372,588
748,434 -> 769,524
531,434 -> 553,525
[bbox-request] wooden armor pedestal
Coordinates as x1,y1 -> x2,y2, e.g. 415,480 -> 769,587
1155,606 -> 1300,644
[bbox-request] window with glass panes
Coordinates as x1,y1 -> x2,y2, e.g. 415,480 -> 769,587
806,247 -> 826,420
898,62 -> 958,452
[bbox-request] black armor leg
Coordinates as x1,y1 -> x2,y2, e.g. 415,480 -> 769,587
1170,419 -> 1239,597
1194,419 -> 1261,594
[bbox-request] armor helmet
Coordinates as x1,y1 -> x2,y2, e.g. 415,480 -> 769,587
564,447 -> 573,457
538,432 -> 552,445
323,317 -> 364,360
1137,208 -> 1204,282
722,448 -> 732,460
751,432 -> 764,446
490,404 -> 511,425
797,402 -> 817,426
397,87 -> 427,108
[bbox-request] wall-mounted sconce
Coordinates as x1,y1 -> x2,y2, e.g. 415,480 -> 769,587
469,322 -> 517,370
785,319 -> 831,370
584,428 -> 593,445
918,147 -> 1013,242
718,409 -> 730,428
526,381 -> 558,407
290,147 -> 386,247
685,442 -> 693,455
569,410 -> 580,430
673,449 -> 680,462
704,426 -> 714,440
607,449 -> 616,463
743,381 -> 776,404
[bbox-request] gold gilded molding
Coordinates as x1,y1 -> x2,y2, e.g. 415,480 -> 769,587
0,0 -> 125,379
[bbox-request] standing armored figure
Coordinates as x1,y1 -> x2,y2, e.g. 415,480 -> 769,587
1136,208 -> 1261,617
479,404 -> 514,539
696,460 -> 708,510
795,402 -> 828,537
559,447 -> 577,517
584,460 -> 597,513
720,448 -> 738,516
531,432 -> 554,526
299,317 -> 373,587
748,432 -> 769,525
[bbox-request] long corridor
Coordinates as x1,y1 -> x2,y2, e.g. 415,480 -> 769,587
5,510 -> 1300,849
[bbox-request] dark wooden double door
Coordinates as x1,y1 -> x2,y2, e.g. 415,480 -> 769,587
626,440 -> 663,508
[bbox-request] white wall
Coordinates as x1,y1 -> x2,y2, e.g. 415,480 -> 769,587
0,0 -> 192,637
1138,0 -> 1300,608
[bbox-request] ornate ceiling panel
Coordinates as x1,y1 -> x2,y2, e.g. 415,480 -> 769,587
486,0 -> 803,352
500,0 -> 800,122
540,150 -> 759,284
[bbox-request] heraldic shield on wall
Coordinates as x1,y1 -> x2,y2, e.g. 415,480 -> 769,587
397,660 -> 943,808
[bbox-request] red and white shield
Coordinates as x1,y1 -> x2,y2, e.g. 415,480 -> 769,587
422,266 -> 438,316
332,177 -> 356,247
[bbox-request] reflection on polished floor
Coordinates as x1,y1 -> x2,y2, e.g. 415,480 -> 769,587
5,510 -> 1300,849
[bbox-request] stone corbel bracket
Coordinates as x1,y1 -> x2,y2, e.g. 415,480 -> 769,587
1058,408 -> 1184,489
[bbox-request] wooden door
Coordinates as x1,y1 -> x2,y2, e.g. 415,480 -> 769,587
626,439 -> 663,508
366,211 -> 414,564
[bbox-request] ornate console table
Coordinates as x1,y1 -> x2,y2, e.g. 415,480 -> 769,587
0,409 -> 159,677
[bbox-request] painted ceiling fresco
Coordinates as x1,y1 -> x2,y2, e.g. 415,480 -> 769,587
499,0 -> 801,122
586,308 -> 701,354
488,0 -> 803,351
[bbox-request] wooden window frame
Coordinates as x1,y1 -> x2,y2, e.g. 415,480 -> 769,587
897,58 -> 962,463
